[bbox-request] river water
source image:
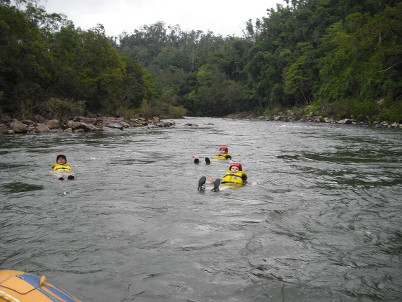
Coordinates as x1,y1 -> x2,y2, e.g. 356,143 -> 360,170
1,117 -> 401,302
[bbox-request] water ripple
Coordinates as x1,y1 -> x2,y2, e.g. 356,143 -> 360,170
1,118 -> 401,301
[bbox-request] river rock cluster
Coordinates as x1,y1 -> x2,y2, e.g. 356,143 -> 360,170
0,116 -> 175,134
226,111 -> 401,129
257,115 -> 402,128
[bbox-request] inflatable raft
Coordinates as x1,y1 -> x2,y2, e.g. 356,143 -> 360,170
0,270 -> 80,302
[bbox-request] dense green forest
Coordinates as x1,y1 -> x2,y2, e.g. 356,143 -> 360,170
0,0 -> 401,123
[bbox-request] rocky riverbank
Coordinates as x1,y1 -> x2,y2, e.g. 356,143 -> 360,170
0,116 -> 175,135
226,111 -> 402,129
2,112 -> 401,135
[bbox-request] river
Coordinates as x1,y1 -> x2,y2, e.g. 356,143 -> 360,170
1,117 -> 401,301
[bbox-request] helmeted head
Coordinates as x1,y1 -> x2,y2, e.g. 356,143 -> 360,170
229,162 -> 242,171
219,146 -> 228,153
56,154 -> 67,162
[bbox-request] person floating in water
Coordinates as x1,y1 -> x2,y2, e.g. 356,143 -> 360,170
52,154 -> 75,180
198,162 -> 248,192
193,146 -> 232,165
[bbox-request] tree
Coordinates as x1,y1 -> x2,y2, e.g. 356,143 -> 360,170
0,3 -> 49,117
315,4 -> 402,121
283,42 -> 315,105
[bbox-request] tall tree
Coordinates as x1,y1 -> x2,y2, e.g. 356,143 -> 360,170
0,3 -> 49,117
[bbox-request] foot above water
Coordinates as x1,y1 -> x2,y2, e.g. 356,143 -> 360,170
198,176 -> 206,191
211,178 -> 221,192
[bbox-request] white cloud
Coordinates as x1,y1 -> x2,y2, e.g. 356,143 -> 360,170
42,0 -> 282,37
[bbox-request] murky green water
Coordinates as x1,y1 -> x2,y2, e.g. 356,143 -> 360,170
1,117 -> 401,301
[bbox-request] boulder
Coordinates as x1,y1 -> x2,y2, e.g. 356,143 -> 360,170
66,121 -> 97,132
86,123 -> 102,131
36,123 -> 51,132
47,119 -> 62,129
0,124 -> 8,134
129,118 -> 148,127
156,121 -> 175,127
21,119 -> 34,126
323,117 -> 335,123
66,120 -> 81,129
75,122 -> 92,132
121,121 -> 130,128
10,120 -> 27,133
105,122 -> 124,130
94,117 -> 105,127
337,118 -> 353,124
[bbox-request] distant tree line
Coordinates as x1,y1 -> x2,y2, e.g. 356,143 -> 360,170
0,0 -> 173,121
1,0 -> 401,123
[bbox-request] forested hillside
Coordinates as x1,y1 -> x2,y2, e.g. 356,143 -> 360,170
1,0 -> 401,123
0,0 -> 170,121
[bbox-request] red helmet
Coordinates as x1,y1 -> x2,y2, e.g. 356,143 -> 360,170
219,146 -> 228,153
229,162 -> 242,171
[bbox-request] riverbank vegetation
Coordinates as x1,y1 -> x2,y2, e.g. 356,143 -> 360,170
0,0 -> 400,125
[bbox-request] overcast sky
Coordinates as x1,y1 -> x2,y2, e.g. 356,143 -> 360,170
41,0 -> 283,37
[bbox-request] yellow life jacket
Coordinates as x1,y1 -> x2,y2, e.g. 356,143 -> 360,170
52,163 -> 72,172
214,153 -> 232,160
221,170 -> 248,186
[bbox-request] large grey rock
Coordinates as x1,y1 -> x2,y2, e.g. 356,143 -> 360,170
47,119 -> 62,129
36,123 -> 51,132
10,120 -> 27,133
105,122 -> 124,130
